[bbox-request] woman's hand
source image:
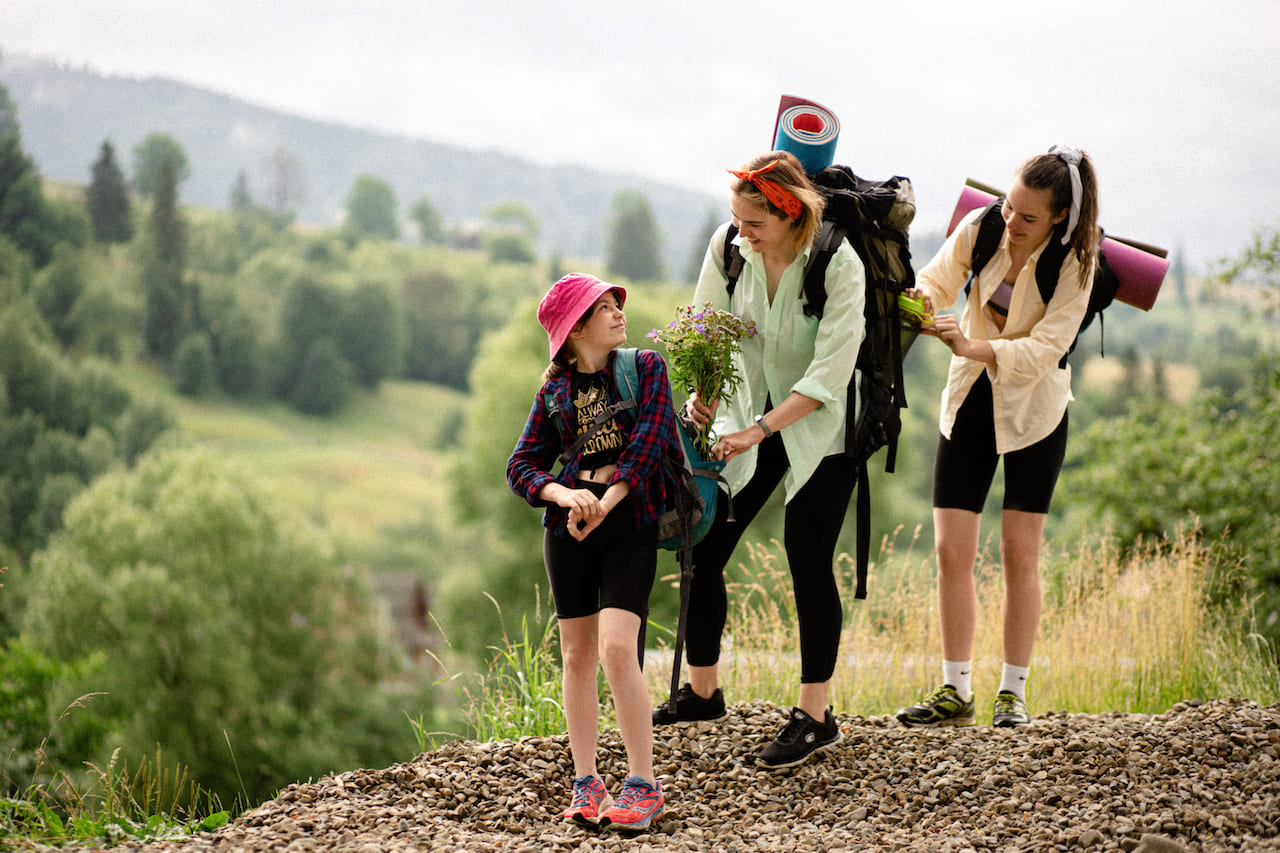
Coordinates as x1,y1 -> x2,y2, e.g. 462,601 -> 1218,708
923,312 -> 996,364
712,424 -> 769,463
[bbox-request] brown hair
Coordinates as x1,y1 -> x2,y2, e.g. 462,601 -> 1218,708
730,150 -> 825,254
1016,149 -> 1100,287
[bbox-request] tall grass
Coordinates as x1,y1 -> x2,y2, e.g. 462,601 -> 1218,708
0,695 -> 228,849
441,525 -> 1278,746
659,525 -> 1279,722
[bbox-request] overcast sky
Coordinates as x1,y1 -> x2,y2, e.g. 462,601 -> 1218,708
3,0 -> 1278,268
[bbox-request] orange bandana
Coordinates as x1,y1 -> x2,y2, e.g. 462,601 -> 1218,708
727,160 -> 804,221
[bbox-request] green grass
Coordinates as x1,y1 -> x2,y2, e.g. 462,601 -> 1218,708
1,696 -> 229,850
649,525 -> 1280,722
121,365 -> 466,567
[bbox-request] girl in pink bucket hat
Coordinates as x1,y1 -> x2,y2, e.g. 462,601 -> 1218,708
507,273 -> 678,831
897,147 -> 1101,731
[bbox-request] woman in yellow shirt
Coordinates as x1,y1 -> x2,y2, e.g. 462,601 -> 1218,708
898,146 -> 1100,728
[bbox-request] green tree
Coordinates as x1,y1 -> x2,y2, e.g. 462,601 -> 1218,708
340,281 -> 401,388
174,332 -> 215,396
130,132 -> 190,198
408,195 -> 445,245
16,448 -> 417,804
483,200 -> 538,264
142,157 -> 190,360
87,140 -> 133,244
401,268 -> 474,389
1219,225 -> 1280,319
606,189 -> 664,282
344,173 -> 399,241
1074,366 -> 1280,637
33,243 -> 86,347
485,200 -> 539,240
275,274 -> 344,397
0,86 -> 58,267
289,338 -> 351,415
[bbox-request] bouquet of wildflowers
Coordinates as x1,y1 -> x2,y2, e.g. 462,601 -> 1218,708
648,302 -> 757,457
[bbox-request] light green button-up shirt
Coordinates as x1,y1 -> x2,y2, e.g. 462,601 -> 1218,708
692,222 -> 866,502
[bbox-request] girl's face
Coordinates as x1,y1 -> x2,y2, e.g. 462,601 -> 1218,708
731,194 -> 796,258
570,291 -> 627,353
1002,177 -> 1067,251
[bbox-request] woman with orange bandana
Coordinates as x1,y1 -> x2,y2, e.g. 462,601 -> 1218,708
651,151 -> 865,771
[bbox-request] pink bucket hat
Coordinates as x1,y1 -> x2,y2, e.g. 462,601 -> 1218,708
537,273 -> 627,359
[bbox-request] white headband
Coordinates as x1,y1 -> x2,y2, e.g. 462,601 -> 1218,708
1048,145 -> 1083,245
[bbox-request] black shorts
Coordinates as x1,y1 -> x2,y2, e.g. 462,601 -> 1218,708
932,372 -> 1068,515
542,480 -> 657,620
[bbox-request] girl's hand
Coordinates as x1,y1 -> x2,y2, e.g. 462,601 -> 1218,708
684,392 -> 719,428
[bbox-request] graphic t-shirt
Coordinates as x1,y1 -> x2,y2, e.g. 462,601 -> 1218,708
572,371 -> 625,473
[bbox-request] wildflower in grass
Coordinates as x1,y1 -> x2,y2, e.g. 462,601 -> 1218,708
648,302 -> 756,457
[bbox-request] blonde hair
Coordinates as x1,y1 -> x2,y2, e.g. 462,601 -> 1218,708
730,150 -> 825,254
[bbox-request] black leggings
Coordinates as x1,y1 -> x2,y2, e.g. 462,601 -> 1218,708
932,372 -> 1069,514
683,431 -> 857,684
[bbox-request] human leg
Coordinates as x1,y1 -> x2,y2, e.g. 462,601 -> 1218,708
557,615 -> 601,779
782,451 -> 857,719
659,432 -> 788,715
598,607 -> 654,782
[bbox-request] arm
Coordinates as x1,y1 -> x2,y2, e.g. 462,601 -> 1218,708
714,243 -> 865,460
506,383 -> 609,540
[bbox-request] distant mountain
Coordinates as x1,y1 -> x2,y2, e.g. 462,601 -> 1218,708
0,51 -> 719,276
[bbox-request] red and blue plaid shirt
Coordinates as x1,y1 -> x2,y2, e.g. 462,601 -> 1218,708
507,349 -> 677,537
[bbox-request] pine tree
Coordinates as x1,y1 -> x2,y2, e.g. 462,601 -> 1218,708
142,158 -> 189,359
87,140 -> 133,244
606,190 -> 663,282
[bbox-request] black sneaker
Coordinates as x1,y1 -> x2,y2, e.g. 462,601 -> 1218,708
652,683 -> 728,726
755,706 -> 842,770
895,683 -> 976,727
992,690 -> 1030,727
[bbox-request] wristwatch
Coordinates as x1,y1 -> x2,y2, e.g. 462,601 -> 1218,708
754,414 -> 774,438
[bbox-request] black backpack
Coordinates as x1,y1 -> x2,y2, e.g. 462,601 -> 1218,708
967,199 -> 1121,368
722,164 -> 917,600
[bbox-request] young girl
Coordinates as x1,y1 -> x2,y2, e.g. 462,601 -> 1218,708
898,146 -> 1100,728
506,273 -> 676,831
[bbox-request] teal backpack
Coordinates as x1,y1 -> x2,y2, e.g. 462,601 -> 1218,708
542,347 -> 729,551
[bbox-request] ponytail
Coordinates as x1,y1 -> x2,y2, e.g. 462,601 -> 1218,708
1017,148 -> 1100,287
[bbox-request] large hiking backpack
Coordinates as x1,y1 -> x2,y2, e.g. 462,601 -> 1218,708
966,199 -> 1122,368
722,164 -> 917,599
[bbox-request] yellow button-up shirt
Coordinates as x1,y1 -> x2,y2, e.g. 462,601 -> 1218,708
917,208 -> 1093,454
692,222 -> 866,501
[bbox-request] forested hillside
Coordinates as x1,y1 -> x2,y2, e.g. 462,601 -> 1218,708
0,51 -> 719,276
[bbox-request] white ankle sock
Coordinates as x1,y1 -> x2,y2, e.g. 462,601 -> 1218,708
942,660 -> 972,701
999,663 -> 1030,699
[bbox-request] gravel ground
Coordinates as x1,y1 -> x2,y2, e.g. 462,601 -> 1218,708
54,697 -> 1280,852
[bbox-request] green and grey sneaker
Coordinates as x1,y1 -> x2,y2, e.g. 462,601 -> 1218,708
992,690 -> 1030,727
895,684 -> 976,727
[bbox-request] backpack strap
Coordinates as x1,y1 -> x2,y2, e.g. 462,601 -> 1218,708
547,350 -> 639,468
965,199 -> 1077,369
723,225 -> 744,296
723,221 -> 841,321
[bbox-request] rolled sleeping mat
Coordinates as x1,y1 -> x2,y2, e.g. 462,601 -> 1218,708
772,95 -> 840,176
946,178 -> 1168,311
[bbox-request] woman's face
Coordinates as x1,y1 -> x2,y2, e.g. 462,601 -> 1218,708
731,194 -> 795,258
571,290 -> 627,352
1002,177 -> 1067,251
